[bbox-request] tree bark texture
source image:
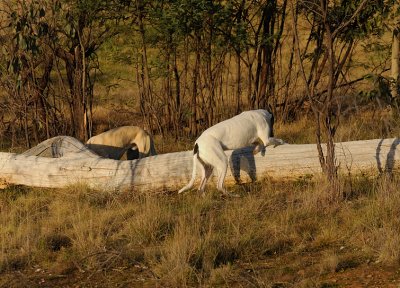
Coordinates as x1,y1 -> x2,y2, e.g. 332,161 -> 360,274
0,137 -> 398,192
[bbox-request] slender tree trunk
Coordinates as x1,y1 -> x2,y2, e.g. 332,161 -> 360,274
256,0 -> 276,109
391,27 -> 400,102
136,0 -> 153,132
173,48 -> 181,138
56,41 -> 87,142
236,50 -> 241,114
206,30 -> 214,127
73,46 -> 85,141
290,0 -> 328,183
282,33 -> 296,122
80,39 -> 89,141
235,0 -> 245,114
62,47 -> 85,141
247,50 -> 255,109
165,49 -> 172,135
190,34 -> 200,137
23,98 -> 30,148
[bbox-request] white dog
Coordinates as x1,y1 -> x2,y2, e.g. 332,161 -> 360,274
178,109 -> 285,195
86,126 -> 157,160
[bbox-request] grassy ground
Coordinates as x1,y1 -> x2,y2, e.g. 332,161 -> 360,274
1,109 -> 400,287
1,174 -> 400,287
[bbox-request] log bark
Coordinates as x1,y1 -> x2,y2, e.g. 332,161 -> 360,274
0,137 -> 399,191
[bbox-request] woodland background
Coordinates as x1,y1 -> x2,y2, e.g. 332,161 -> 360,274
1,1 -> 400,286
0,0 -> 399,142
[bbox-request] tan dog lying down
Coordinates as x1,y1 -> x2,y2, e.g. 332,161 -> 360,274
86,126 -> 157,160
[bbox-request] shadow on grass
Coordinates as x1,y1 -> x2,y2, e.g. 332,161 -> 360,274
376,138 -> 399,177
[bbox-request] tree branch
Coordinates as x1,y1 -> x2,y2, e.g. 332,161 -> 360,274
332,0 -> 368,39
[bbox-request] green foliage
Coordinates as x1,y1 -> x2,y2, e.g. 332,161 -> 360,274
332,0 -> 394,40
6,1 -> 48,75
300,0 -> 395,41
143,0 -> 252,54
359,74 -> 392,104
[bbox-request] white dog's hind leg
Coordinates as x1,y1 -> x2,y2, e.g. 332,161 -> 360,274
178,154 -> 198,194
216,162 -> 228,194
198,165 -> 213,195
208,149 -> 229,194
198,140 -> 230,195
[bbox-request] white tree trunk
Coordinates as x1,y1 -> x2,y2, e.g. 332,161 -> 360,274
0,137 -> 399,192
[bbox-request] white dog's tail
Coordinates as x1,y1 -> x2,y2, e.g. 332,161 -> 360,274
178,143 -> 199,194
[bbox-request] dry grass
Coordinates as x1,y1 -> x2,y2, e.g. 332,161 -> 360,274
275,109 -> 400,145
1,173 -> 400,286
1,99 -> 400,286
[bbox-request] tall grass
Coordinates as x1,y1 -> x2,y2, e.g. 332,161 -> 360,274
1,173 -> 400,286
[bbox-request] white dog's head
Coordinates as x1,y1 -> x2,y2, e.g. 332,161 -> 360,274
255,109 -> 275,138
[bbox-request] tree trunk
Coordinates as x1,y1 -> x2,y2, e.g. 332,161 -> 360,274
173,48 -> 181,138
255,0 -> 276,109
57,44 -> 87,142
190,34 -> 201,137
391,27 -> 400,101
136,0 -> 154,132
69,46 -> 86,141
1,137 -> 399,192
236,50 -> 241,114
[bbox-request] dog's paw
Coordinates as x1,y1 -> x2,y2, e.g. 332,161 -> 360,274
273,139 -> 286,147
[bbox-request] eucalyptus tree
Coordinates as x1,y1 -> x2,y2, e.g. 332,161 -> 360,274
0,0 -> 54,146
1,0 -> 130,143
291,0 -> 394,195
221,0 -> 288,114
134,0 -> 246,137
48,0 -> 129,141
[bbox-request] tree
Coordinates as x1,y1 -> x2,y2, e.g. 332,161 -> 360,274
49,0 -> 129,141
0,0 -> 130,144
0,0 -> 53,147
291,0 -> 394,197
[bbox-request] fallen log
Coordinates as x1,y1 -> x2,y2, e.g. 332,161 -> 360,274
0,137 -> 399,191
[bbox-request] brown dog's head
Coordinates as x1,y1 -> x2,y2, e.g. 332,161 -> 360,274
136,130 -> 157,158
